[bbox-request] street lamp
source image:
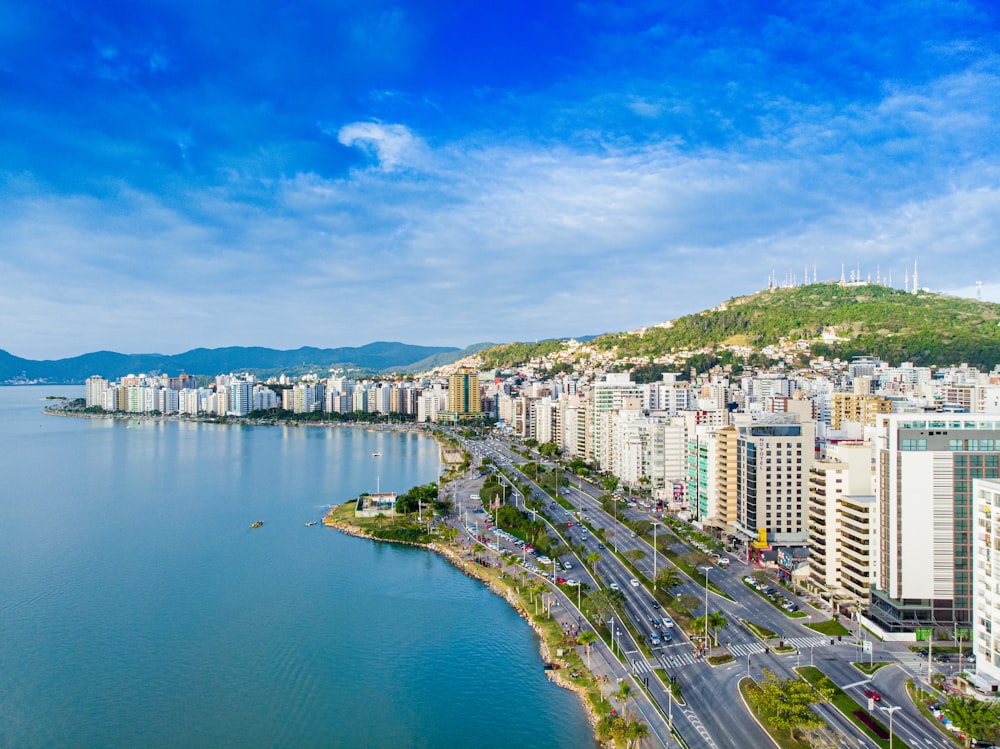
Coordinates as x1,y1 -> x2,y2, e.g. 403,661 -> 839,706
880,705 -> 901,747
701,566 -> 712,652
651,520 -> 660,588
610,495 -> 622,553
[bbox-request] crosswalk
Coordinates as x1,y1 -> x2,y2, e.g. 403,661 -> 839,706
727,635 -> 835,657
657,649 -> 700,668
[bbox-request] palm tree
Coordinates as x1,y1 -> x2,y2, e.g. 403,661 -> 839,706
577,630 -> 598,672
615,681 -> 632,722
707,610 -> 729,647
625,720 -> 649,748
586,551 -> 602,576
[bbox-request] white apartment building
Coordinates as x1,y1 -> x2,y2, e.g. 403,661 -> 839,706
807,442 -> 875,608
870,414 -> 1000,631
972,479 -> 1000,691
591,373 -> 645,470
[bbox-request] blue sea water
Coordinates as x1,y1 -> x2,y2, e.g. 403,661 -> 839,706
0,387 -> 595,749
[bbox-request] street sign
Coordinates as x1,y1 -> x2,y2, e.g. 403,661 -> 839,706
862,640 -> 872,653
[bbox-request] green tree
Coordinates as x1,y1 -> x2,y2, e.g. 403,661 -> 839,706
655,568 -> 682,591
707,610 -> 729,646
615,681 -> 633,722
577,630 -> 598,672
677,593 -> 701,615
538,441 -> 560,457
624,549 -> 645,563
602,475 -> 620,492
943,695 -> 1000,748
625,720 -> 649,749
586,551 -> 602,576
748,669 -> 832,740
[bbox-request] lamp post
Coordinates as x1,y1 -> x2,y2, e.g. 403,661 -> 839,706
701,566 -> 712,651
651,520 -> 660,588
611,496 -> 622,553
607,617 -> 617,658
880,705 -> 901,748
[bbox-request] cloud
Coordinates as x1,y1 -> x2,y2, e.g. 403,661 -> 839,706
334,122 -> 427,171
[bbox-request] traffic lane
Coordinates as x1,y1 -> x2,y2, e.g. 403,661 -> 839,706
817,654 -> 948,749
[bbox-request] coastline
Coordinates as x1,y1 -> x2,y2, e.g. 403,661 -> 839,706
322,511 -> 605,741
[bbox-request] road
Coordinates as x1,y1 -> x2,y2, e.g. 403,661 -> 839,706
449,432 -> 957,748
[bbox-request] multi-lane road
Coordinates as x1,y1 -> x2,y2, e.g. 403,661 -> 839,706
450,432 -> 957,748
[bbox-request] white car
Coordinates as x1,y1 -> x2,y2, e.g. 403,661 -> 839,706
609,582 -> 621,591
630,578 -> 640,587
661,617 -> 675,628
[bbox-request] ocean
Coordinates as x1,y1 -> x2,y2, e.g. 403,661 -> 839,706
0,386 -> 595,748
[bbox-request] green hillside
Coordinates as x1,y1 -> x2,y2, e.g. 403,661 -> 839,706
481,284 -> 1000,370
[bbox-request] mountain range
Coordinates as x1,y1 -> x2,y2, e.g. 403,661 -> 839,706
8,283 -> 1000,384
0,342 -> 494,384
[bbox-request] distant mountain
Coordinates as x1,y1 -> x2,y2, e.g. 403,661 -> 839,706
0,342 -> 464,384
478,284 -> 1000,370
389,342 -> 497,374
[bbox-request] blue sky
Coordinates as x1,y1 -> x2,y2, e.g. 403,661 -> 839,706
1,1 -> 999,359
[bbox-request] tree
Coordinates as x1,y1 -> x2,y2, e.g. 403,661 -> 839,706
583,589 -> 622,623
748,669 -> 832,740
677,593 -> 701,615
586,551 -> 602,575
624,549 -> 645,563
707,610 -> 729,646
615,681 -> 633,722
577,630 -> 598,672
655,568 -> 683,591
538,441 -> 559,457
602,475 -> 620,492
625,720 -> 649,749
943,695 -> 1000,748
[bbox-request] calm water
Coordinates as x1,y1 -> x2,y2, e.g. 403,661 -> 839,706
0,387 -> 595,749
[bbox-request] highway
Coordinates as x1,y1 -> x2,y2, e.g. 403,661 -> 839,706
447,431 -> 957,748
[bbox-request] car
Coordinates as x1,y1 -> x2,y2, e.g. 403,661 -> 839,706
650,635 -> 662,645
598,544 -> 606,550
629,578 -> 640,587
661,617 -> 675,628
864,688 -> 882,702
567,521 -> 574,526
609,582 -> 620,591
566,579 -> 580,586
555,577 -> 567,585
563,562 -> 572,569
651,600 -> 661,609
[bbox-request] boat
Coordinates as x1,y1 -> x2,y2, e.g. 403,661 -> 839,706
305,521 -> 318,527
251,520 -> 264,528
372,452 -> 382,457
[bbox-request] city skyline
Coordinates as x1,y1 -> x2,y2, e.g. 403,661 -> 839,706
2,1 -> 999,359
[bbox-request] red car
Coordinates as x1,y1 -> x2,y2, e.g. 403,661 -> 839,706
566,521 -> 573,526
555,577 -> 567,584
864,688 -> 882,702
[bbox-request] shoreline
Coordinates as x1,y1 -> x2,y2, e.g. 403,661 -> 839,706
322,512 -> 605,742
43,405 -> 428,433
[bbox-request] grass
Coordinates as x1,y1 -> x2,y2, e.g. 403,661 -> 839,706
743,619 -> 778,640
807,618 -> 851,637
738,677 -> 815,749
798,666 -> 910,749
853,662 -> 892,675
905,680 -> 963,747
707,653 -> 735,665
662,547 -> 732,598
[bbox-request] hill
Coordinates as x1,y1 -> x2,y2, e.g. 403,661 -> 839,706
478,283 -> 1000,371
0,342 -> 463,384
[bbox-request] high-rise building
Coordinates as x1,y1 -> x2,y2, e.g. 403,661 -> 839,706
807,442 -> 875,608
870,414 -> 1000,631
448,369 -> 481,415
734,413 -> 815,551
591,373 -> 644,470
972,478 -> 1000,691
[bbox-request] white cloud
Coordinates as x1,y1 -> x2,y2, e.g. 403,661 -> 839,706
335,121 -> 426,171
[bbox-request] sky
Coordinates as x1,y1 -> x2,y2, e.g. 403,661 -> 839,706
2,1 -> 999,359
